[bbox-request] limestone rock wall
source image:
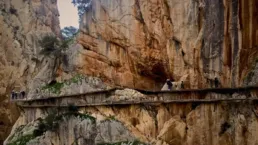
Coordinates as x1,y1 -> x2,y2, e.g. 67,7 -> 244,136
0,0 -> 60,143
5,99 -> 258,145
4,108 -> 143,145
77,0 -> 258,90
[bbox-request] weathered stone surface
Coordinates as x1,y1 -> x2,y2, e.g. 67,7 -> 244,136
95,120 -> 135,144
3,0 -> 258,145
76,0 -> 258,90
28,74 -> 109,99
0,0 -> 60,143
109,88 -> 147,101
6,98 -> 258,145
4,111 -> 140,145
157,115 -> 186,145
243,61 -> 258,86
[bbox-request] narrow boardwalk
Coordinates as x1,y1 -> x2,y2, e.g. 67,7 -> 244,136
13,86 -> 258,108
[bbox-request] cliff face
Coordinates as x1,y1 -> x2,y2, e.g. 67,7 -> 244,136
0,0 -> 60,143
5,92 -> 258,145
77,0 -> 258,90
3,0 -> 258,145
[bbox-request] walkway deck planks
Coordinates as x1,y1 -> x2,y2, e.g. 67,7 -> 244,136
12,86 -> 258,108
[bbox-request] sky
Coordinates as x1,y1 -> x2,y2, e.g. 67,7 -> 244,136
57,0 -> 79,29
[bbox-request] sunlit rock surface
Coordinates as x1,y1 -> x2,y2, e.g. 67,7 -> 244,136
0,0 -> 60,143
77,0 -> 258,90
5,97 -> 258,145
3,0 -> 258,144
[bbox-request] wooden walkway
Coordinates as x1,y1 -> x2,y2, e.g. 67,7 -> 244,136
12,86 -> 258,108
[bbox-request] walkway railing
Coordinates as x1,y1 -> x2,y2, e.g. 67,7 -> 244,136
11,86 -> 258,108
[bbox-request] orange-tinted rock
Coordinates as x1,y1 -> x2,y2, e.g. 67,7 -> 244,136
77,0 -> 258,90
0,0 -> 60,143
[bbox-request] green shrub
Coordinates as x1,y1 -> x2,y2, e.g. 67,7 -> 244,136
41,74 -> 85,94
33,111 -> 61,135
61,112 -> 96,124
39,35 -> 72,56
106,115 -> 116,121
71,74 -> 84,84
8,111 -> 96,145
41,82 -> 64,94
60,38 -> 72,49
45,113 -> 59,131
7,125 -> 25,142
72,0 -> 92,22
39,35 -> 60,56
7,134 -> 36,145
244,57 -> 258,83
61,26 -> 78,40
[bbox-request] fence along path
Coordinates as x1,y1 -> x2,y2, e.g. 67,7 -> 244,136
13,86 -> 258,108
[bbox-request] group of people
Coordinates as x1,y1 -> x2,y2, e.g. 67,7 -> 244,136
164,76 -> 220,91
11,90 -> 26,100
165,79 -> 184,91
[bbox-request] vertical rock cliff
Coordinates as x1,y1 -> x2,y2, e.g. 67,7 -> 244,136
5,91 -> 258,145
0,0 -> 60,143
76,0 -> 258,90
3,0 -> 258,145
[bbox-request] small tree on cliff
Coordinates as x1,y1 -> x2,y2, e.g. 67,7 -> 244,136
38,35 -> 70,78
71,0 -> 92,22
38,35 -> 60,56
61,26 -> 78,40
39,35 -> 70,56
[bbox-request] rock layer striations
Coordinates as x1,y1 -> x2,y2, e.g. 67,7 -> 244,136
77,0 -> 258,90
0,0 -> 60,143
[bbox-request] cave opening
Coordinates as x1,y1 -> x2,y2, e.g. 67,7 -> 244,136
151,63 -> 168,86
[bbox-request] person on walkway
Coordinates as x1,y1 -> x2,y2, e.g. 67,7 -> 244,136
209,79 -> 213,88
14,91 -> 17,99
181,81 -> 184,89
21,91 -> 25,99
11,90 -> 15,100
214,77 -> 219,88
166,79 -> 173,90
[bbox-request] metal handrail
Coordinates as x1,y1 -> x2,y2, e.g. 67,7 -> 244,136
11,86 -> 258,103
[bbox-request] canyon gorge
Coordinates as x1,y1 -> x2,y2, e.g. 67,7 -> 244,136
1,0 -> 258,144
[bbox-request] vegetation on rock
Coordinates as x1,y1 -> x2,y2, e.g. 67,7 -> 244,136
7,134 -> 36,145
70,74 -> 84,84
39,35 -> 71,56
7,110 -> 96,145
41,74 -> 84,94
61,26 -> 78,40
244,58 -> 258,84
72,0 -> 92,22
39,35 -> 59,55
101,115 -> 117,123
7,125 -> 25,143
61,112 -> 96,123
41,81 -> 64,94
